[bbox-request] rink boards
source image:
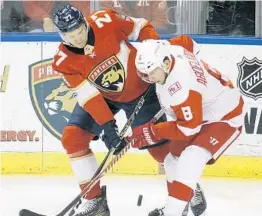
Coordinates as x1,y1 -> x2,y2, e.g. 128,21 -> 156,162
1,36 -> 262,178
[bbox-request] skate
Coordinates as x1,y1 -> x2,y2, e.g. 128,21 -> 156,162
148,207 -> 165,216
149,183 -> 206,216
149,205 -> 189,216
69,185 -> 110,216
190,183 -> 207,216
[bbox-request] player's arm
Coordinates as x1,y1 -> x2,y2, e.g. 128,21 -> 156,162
153,89 -> 203,142
24,1 -> 52,21
150,1 -> 168,28
61,72 -> 126,153
129,88 -> 203,149
52,51 -> 126,153
52,53 -> 114,125
107,9 -> 160,42
169,35 -> 200,55
63,74 -> 114,125
153,58 -> 204,142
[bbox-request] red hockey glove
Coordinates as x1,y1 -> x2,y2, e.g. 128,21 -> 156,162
128,121 -> 162,149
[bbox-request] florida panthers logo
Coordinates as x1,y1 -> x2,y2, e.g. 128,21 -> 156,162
44,83 -> 77,119
88,55 -> 125,92
101,65 -> 124,90
29,59 -> 77,140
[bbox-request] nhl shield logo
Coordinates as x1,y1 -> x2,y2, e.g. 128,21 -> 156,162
237,57 -> 262,100
88,55 -> 125,93
29,59 -> 77,140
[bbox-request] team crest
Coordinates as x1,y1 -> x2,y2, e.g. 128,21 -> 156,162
237,57 -> 262,100
29,59 -> 77,140
88,55 -> 125,93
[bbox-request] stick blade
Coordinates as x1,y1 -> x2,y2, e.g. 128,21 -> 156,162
19,209 -> 47,216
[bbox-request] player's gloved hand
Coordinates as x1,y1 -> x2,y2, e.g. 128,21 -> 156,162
127,121 -> 162,149
101,120 -> 127,155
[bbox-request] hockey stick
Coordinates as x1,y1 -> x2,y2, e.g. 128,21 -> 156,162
20,85 -> 162,216
88,84 -> 155,180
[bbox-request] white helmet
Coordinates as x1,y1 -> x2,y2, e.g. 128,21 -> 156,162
135,40 -> 172,83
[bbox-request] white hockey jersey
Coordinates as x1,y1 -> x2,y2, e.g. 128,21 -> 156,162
154,45 -> 244,142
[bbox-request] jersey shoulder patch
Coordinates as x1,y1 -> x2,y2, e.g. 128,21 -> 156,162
168,61 -> 191,106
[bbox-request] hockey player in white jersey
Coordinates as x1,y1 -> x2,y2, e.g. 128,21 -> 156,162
131,40 -> 244,216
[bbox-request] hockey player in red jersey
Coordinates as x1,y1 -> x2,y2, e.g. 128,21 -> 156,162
133,40 -> 244,216
52,4 -> 206,216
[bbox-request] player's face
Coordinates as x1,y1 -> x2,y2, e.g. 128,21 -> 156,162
163,59 -> 171,71
147,67 -> 166,85
64,24 -> 88,48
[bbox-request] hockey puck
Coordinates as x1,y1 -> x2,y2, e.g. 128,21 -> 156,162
137,194 -> 143,206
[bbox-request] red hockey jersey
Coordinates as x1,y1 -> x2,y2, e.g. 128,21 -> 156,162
53,9 -> 198,125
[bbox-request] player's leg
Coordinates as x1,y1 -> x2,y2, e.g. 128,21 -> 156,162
124,86 -> 207,215
168,141 -> 207,216
152,122 -> 241,216
146,140 -> 206,216
61,103 -> 110,216
150,145 -> 212,216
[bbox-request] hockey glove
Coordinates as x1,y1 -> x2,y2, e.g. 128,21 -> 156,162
128,121 -> 162,149
101,120 -> 127,155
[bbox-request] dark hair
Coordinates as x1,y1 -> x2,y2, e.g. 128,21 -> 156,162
163,56 -> 170,62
